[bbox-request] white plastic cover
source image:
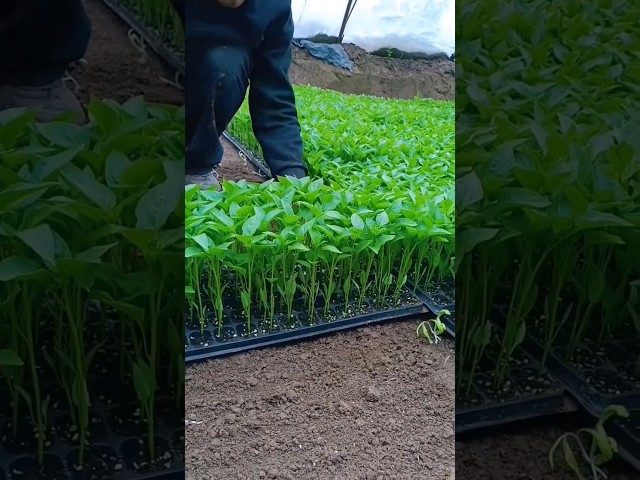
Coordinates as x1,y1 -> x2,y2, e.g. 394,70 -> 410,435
291,0 -> 454,56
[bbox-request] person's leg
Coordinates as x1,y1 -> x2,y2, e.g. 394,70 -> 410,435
184,41 -> 251,186
0,0 -> 91,124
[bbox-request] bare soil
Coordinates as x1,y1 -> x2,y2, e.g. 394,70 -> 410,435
71,0 -> 183,106
217,136 -> 266,184
186,321 -> 455,480
290,44 -> 455,101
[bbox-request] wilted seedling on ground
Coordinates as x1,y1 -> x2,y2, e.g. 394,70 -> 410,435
417,309 -> 449,345
549,405 -> 629,480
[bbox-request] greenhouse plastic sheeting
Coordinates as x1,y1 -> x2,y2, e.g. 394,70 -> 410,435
292,0 -> 454,56
292,39 -> 354,71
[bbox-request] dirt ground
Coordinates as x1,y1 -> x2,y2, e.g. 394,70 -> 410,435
290,44 -> 455,101
457,418 -> 638,479
186,321 -> 455,480
217,136 -> 267,184
71,0 -> 183,106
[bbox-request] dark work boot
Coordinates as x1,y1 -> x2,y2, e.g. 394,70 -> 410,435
185,167 -> 222,191
0,78 -> 86,124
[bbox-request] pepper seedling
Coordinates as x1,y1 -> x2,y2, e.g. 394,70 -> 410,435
549,405 -> 629,480
416,309 -> 450,345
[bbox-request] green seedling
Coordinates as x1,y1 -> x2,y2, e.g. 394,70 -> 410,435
417,309 -> 450,345
187,87 -> 454,342
0,98 -> 185,468
454,0 -> 640,396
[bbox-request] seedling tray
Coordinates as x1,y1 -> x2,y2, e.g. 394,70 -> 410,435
100,0 -> 185,75
607,412 -> 640,472
0,397 -> 184,480
456,391 -> 578,434
185,293 -> 428,363
409,280 -> 455,335
523,336 -> 640,416
455,349 -> 578,433
412,280 -> 455,315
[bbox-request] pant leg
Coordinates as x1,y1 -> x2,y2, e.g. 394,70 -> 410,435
185,42 -> 251,174
0,0 -> 91,86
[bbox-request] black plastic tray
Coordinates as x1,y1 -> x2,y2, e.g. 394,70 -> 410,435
0,399 -> 184,480
456,391 -> 579,434
607,414 -> 640,472
185,296 -> 428,363
455,347 -> 578,433
523,336 -> 640,416
100,0 -> 185,76
412,281 -> 454,314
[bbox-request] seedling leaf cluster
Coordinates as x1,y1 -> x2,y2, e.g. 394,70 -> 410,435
455,0 -> 640,416
0,99 -> 184,476
187,87 -> 455,339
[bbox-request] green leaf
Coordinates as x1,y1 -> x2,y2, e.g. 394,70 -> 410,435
0,349 -> 24,367
457,171 -> 483,209
0,256 -> 41,281
36,122 -> 90,148
324,210 -> 346,220
75,243 -> 118,263
457,228 -> 499,255
105,150 -> 132,185
562,439 -> 581,476
242,210 -> 265,236
132,360 -> 155,403
350,213 -> 365,230
322,245 -> 342,254
0,184 -> 50,211
499,187 -> 551,209
15,224 -> 56,266
376,211 -> 390,227
61,165 -> 116,210
135,177 -> 181,229
185,246 -> 202,258
191,233 -> 210,252
212,210 -> 234,228
31,146 -> 82,182
577,211 -> 633,229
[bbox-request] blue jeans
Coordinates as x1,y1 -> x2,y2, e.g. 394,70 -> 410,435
185,41 -> 250,174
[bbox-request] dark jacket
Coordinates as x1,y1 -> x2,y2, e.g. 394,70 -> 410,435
187,0 -> 306,178
0,0 -> 91,85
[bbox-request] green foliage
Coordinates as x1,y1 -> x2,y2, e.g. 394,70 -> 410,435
0,98 -> 184,466
189,87 -> 455,332
455,0 -> 640,395
549,405 -> 629,479
117,0 -> 183,50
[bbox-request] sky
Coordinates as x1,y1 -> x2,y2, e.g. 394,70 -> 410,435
291,0 -> 455,56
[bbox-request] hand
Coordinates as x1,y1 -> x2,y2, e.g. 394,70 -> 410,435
217,0 -> 246,7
